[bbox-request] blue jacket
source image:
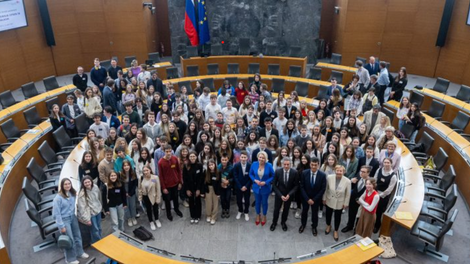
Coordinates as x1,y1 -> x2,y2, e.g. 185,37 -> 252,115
279,129 -> 300,147
251,148 -> 273,164
365,62 -> 380,76
233,162 -> 252,190
102,115 -> 121,129
249,162 -> 274,195
90,66 -> 107,87
103,86 -> 118,113
217,86 -> 235,96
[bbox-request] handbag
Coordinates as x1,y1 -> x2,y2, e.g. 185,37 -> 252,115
424,156 -> 436,170
57,234 -> 73,249
378,235 -> 396,258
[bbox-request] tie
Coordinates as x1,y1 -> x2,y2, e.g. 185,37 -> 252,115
311,172 -> 315,187
358,179 -> 364,191
284,171 -> 288,183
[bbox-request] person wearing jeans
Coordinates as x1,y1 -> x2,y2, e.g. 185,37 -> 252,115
53,178 -> 89,264
102,171 -> 127,232
77,176 -> 102,243
233,151 -> 252,221
120,160 -> 138,227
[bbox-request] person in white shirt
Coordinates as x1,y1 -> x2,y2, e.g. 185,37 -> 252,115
197,87 -> 211,111
89,113 -> 110,139
221,100 -> 238,125
273,108 -> 288,131
143,111 -> 159,142
137,64 -> 151,83
355,60 -> 370,88
205,94 -> 221,121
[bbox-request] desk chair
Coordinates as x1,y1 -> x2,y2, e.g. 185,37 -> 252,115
186,46 -> 198,58
268,64 -> 280,75
101,60 -> 111,70
404,131 -> 434,158
178,81 -> 193,94
424,167 -> 456,201
416,147 -> 448,176
422,100 -> 446,120
271,78 -> 285,93
74,113 -> 89,137
421,184 -> 458,225
38,141 -> 68,170
1,118 -> 29,142
289,46 -> 301,57
410,209 -> 458,262
125,56 -> 136,67
52,126 -> 82,152
23,107 -> 48,128
329,70 -> 343,84
43,76 -> 60,92
289,66 -> 302,77
25,200 -> 58,253
410,92 -> 424,108
331,53 -> 342,65
452,85 -> 470,102
210,44 -> 223,56
315,85 -> 329,100
239,38 -> 250,55
307,67 -> 322,80
45,97 -> 59,114
166,67 -> 179,79
22,177 -> 55,211
398,123 -> 415,142
295,82 -> 309,97
227,63 -> 240,74
27,157 -> 59,190
248,63 -> 260,74
265,44 -> 278,56
21,82 -> 39,99
148,52 -> 161,63
433,77 -> 450,94
186,65 -> 199,77
440,111 -> 470,137
207,63 -> 219,75
0,90 -> 19,108
201,78 -> 215,92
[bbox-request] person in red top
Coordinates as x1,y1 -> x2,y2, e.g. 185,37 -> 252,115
355,178 -> 379,238
235,81 -> 249,105
158,145 -> 183,221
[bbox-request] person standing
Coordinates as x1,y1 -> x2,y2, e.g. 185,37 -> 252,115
183,151 -> 204,224
120,160 -> 138,227
203,159 -> 220,225
77,176 -> 103,243
341,165 -> 370,233
218,154 -> 233,218
377,61 -> 390,105
270,158 -> 299,232
356,178 -> 380,238
72,66 -> 88,92
102,171 -> 127,232
158,145 -> 184,221
90,58 -> 108,93
299,157 -> 326,236
373,158 -> 397,233
107,59 -> 122,80
138,164 -> 162,230
53,178 -> 89,264
249,151 -> 275,226
233,151 -> 252,221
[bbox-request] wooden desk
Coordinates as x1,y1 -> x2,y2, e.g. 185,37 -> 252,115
123,62 -> 173,80
180,56 -> 307,77
59,139 -> 86,190
315,62 -> 357,84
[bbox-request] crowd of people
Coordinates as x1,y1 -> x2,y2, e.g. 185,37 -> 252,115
52,56 -> 424,264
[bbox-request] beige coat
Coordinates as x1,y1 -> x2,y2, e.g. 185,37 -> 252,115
138,174 -> 162,205
76,185 -> 103,223
323,174 -> 351,210
363,110 -> 386,134
83,97 -> 102,118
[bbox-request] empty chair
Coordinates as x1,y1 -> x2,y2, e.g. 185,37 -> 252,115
186,65 -> 199,77
422,100 -> 446,120
1,118 -> 28,142
416,147 -> 448,176
330,53 -> 342,65
410,91 -> 424,108
268,64 -> 280,75
225,77 -> 238,89
22,177 -> 55,211
441,111 -> 470,135
248,63 -> 260,74
207,63 -> 219,75
166,67 -> 179,79
186,46 -> 198,58
453,85 -> 470,102
265,44 -> 278,56
382,107 -> 395,124
307,67 -> 322,80
45,97 -> 59,114
329,70 -> 343,84
148,52 -> 161,63
295,82 -> 309,97
125,56 -> 136,67
0,90 -> 19,108
421,184 -> 458,224
100,60 -> 111,70
27,157 -> 59,190
289,66 -> 302,77
201,78 -> 215,92
404,131 -> 434,158
227,63 -> 240,74
239,38 -> 250,55
289,46 -> 301,57
21,82 -> 39,99
433,77 -> 450,94
25,200 -> 58,252
23,107 -> 48,128
178,81 -> 193,94
423,166 -> 456,200
43,76 -> 60,92
52,126 -> 82,152
399,123 -> 415,142
271,78 -> 285,93
74,113 -> 89,137
356,56 -> 367,65
210,44 -> 223,56
315,85 -> 329,100
38,141 -> 68,169
410,209 -> 458,262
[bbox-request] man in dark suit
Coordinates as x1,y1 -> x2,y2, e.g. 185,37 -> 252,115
72,66 -> 88,92
270,158 -> 299,231
364,56 -> 380,76
356,146 -> 379,177
299,157 -> 327,236
283,97 -> 297,120
259,118 -> 279,140
259,101 -> 278,127
147,71 -> 165,98
61,95 -> 82,137
103,79 -> 118,114
233,151 -> 252,221
341,165 -> 371,233
251,137 -> 273,164
326,78 -> 344,98
102,106 -> 121,130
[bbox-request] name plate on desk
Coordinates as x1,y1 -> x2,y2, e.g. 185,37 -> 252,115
26,130 -> 40,134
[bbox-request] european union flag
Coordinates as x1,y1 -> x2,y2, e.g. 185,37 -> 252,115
197,0 -> 210,44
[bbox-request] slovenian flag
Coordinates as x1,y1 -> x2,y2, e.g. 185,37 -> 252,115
184,0 -> 199,46
198,0 -> 210,45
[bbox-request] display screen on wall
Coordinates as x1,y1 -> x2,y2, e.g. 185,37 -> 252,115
0,0 -> 28,32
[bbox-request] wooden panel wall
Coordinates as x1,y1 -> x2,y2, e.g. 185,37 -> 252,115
319,0 -> 336,46
156,0 -> 171,56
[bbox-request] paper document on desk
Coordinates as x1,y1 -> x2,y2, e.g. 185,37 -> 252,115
356,237 -> 376,251
395,211 -> 413,220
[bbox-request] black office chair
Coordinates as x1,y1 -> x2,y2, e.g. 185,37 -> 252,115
315,85 -> 329,100
25,200 -> 58,252
43,76 -> 60,92
186,65 -> 199,77
248,63 -> 260,74
331,53 -> 342,65
382,107 -> 395,123
1,118 -> 28,142
148,52 -> 161,63
399,123 -> 415,142
422,100 -> 446,120
21,82 -> 39,99
210,44 -> 223,56
294,82 -> 309,97
452,85 -> 470,102
307,67 -> 322,80
433,77 -> 450,94
416,147 -> 448,176
356,56 -> 367,65
271,78 -> 285,93
186,46 -> 198,58
424,166 -> 456,200
410,91 -> 424,108
421,184 -> 458,224
166,67 -> 179,79
410,209 -> 458,262
289,46 -> 301,57
239,38 -> 250,55
0,90 -> 19,108
23,107 -> 48,128
201,78 -> 215,92
45,97 -> 59,114
100,60 -> 111,70
52,126 -> 82,152
74,113 -> 89,137
125,56 -> 136,67
289,66 -> 302,77
27,157 -> 59,190
265,44 -> 278,56
207,63 -> 219,75
225,77 -> 238,88
38,141 -> 68,169
22,177 -> 55,211
178,81 -> 193,94
227,63 -> 240,74
329,70 -> 343,84
441,111 -> 470,136
404,131 -> 434,158
268,64 -> 280,75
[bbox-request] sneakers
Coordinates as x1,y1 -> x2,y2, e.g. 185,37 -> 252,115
80,253 -> 89,259
155,220 -> 162,228
206,217 -> 211,223
295,209 -> 301,219
67,261 -> 79,264
244,214 -> 250,221
210,219 -> 216,225
318,210 -> 323,219
194,218 -> 199,224
292,203 -> 297,209
132,218 -> 137,225
236,212 -> 242,220
183,200 -> 190,208
150,221 -> 156,230
190,219 -> 195,224
136,212 -> 140,218
128,219 -> 133,227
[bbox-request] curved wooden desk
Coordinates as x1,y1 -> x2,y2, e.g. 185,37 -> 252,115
122,61 -> 173,80
180,55 -> 307,77
315,62 -> 357,84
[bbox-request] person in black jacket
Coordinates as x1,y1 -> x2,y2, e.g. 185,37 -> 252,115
72,66 -> 89,92
107,59 -> 122,80
388,67 -> 408,102
233,151 -> 252,221
120,159 -> 138,227
356,146 -> 380,177
90,58 -> 108,93
78,151 -> 99,183
341,165 -> 370,233
102,170 -> 127,231
49,104 -> 66,132
259,118 -> 279,140
183,151 -> 204,223
147,71 -> 165,98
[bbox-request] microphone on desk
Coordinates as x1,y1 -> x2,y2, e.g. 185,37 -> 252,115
72,159 -> 80,164
403,167 -> 413,172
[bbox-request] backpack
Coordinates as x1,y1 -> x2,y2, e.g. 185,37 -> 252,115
133,225 -> 154,241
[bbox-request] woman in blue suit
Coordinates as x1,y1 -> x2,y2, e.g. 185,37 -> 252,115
249,151 -> 274,226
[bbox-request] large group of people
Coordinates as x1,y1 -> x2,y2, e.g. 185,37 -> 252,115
52,56 -> 423,263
